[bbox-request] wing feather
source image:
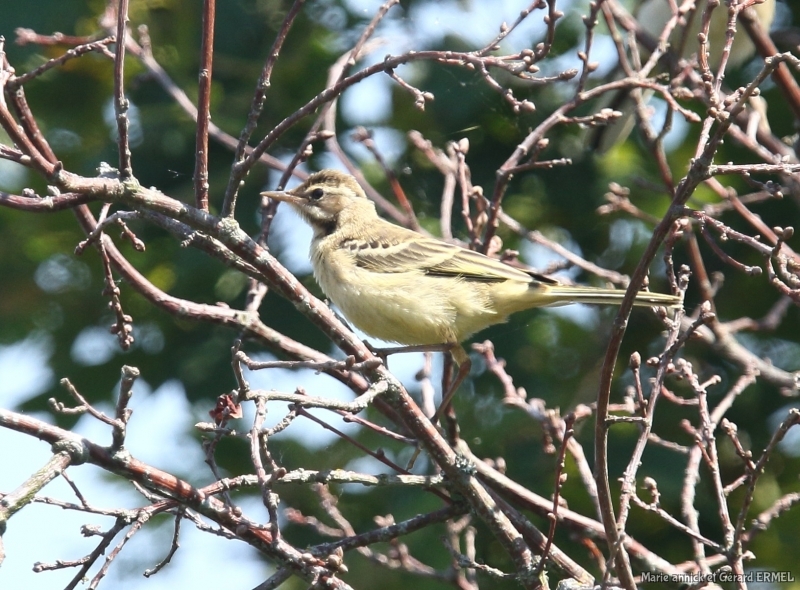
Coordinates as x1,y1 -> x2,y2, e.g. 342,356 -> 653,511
340,234 -> 558,285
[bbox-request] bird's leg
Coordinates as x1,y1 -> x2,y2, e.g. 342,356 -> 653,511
431,345 -> 470,426
368,343 -> 460,356
363,340 -> 390,366
363,340 -> 469,425
405,345 -> 469,470
365,343 -> 458,370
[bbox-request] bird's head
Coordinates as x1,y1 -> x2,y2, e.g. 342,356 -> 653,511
261,169 -> 376,236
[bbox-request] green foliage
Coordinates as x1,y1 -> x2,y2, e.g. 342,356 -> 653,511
2,0 -> 800,588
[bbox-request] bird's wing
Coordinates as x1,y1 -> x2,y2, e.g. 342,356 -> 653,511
341,231 -> 558,285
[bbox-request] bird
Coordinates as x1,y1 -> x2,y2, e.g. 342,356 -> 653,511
262,169 -> 681,368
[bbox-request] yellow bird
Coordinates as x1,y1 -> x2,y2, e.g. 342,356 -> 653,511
263,170 -> 680,365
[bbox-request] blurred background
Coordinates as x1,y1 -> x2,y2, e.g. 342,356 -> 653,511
1,0 -> 800,588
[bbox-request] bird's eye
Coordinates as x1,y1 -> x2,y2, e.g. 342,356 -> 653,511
310,188 -> 324,201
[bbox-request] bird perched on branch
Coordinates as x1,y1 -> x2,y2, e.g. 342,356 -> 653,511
262,169 -> 680,368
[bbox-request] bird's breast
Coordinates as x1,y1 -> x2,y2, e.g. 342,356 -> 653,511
308,240 -> 502,345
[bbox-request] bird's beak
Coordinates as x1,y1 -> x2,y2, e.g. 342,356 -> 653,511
260,189 -> 303,206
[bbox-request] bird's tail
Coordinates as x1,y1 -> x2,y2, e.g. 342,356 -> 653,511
538,285 -> 681,308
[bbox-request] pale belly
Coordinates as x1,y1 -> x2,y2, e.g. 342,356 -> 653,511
312,253 -> 503,346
